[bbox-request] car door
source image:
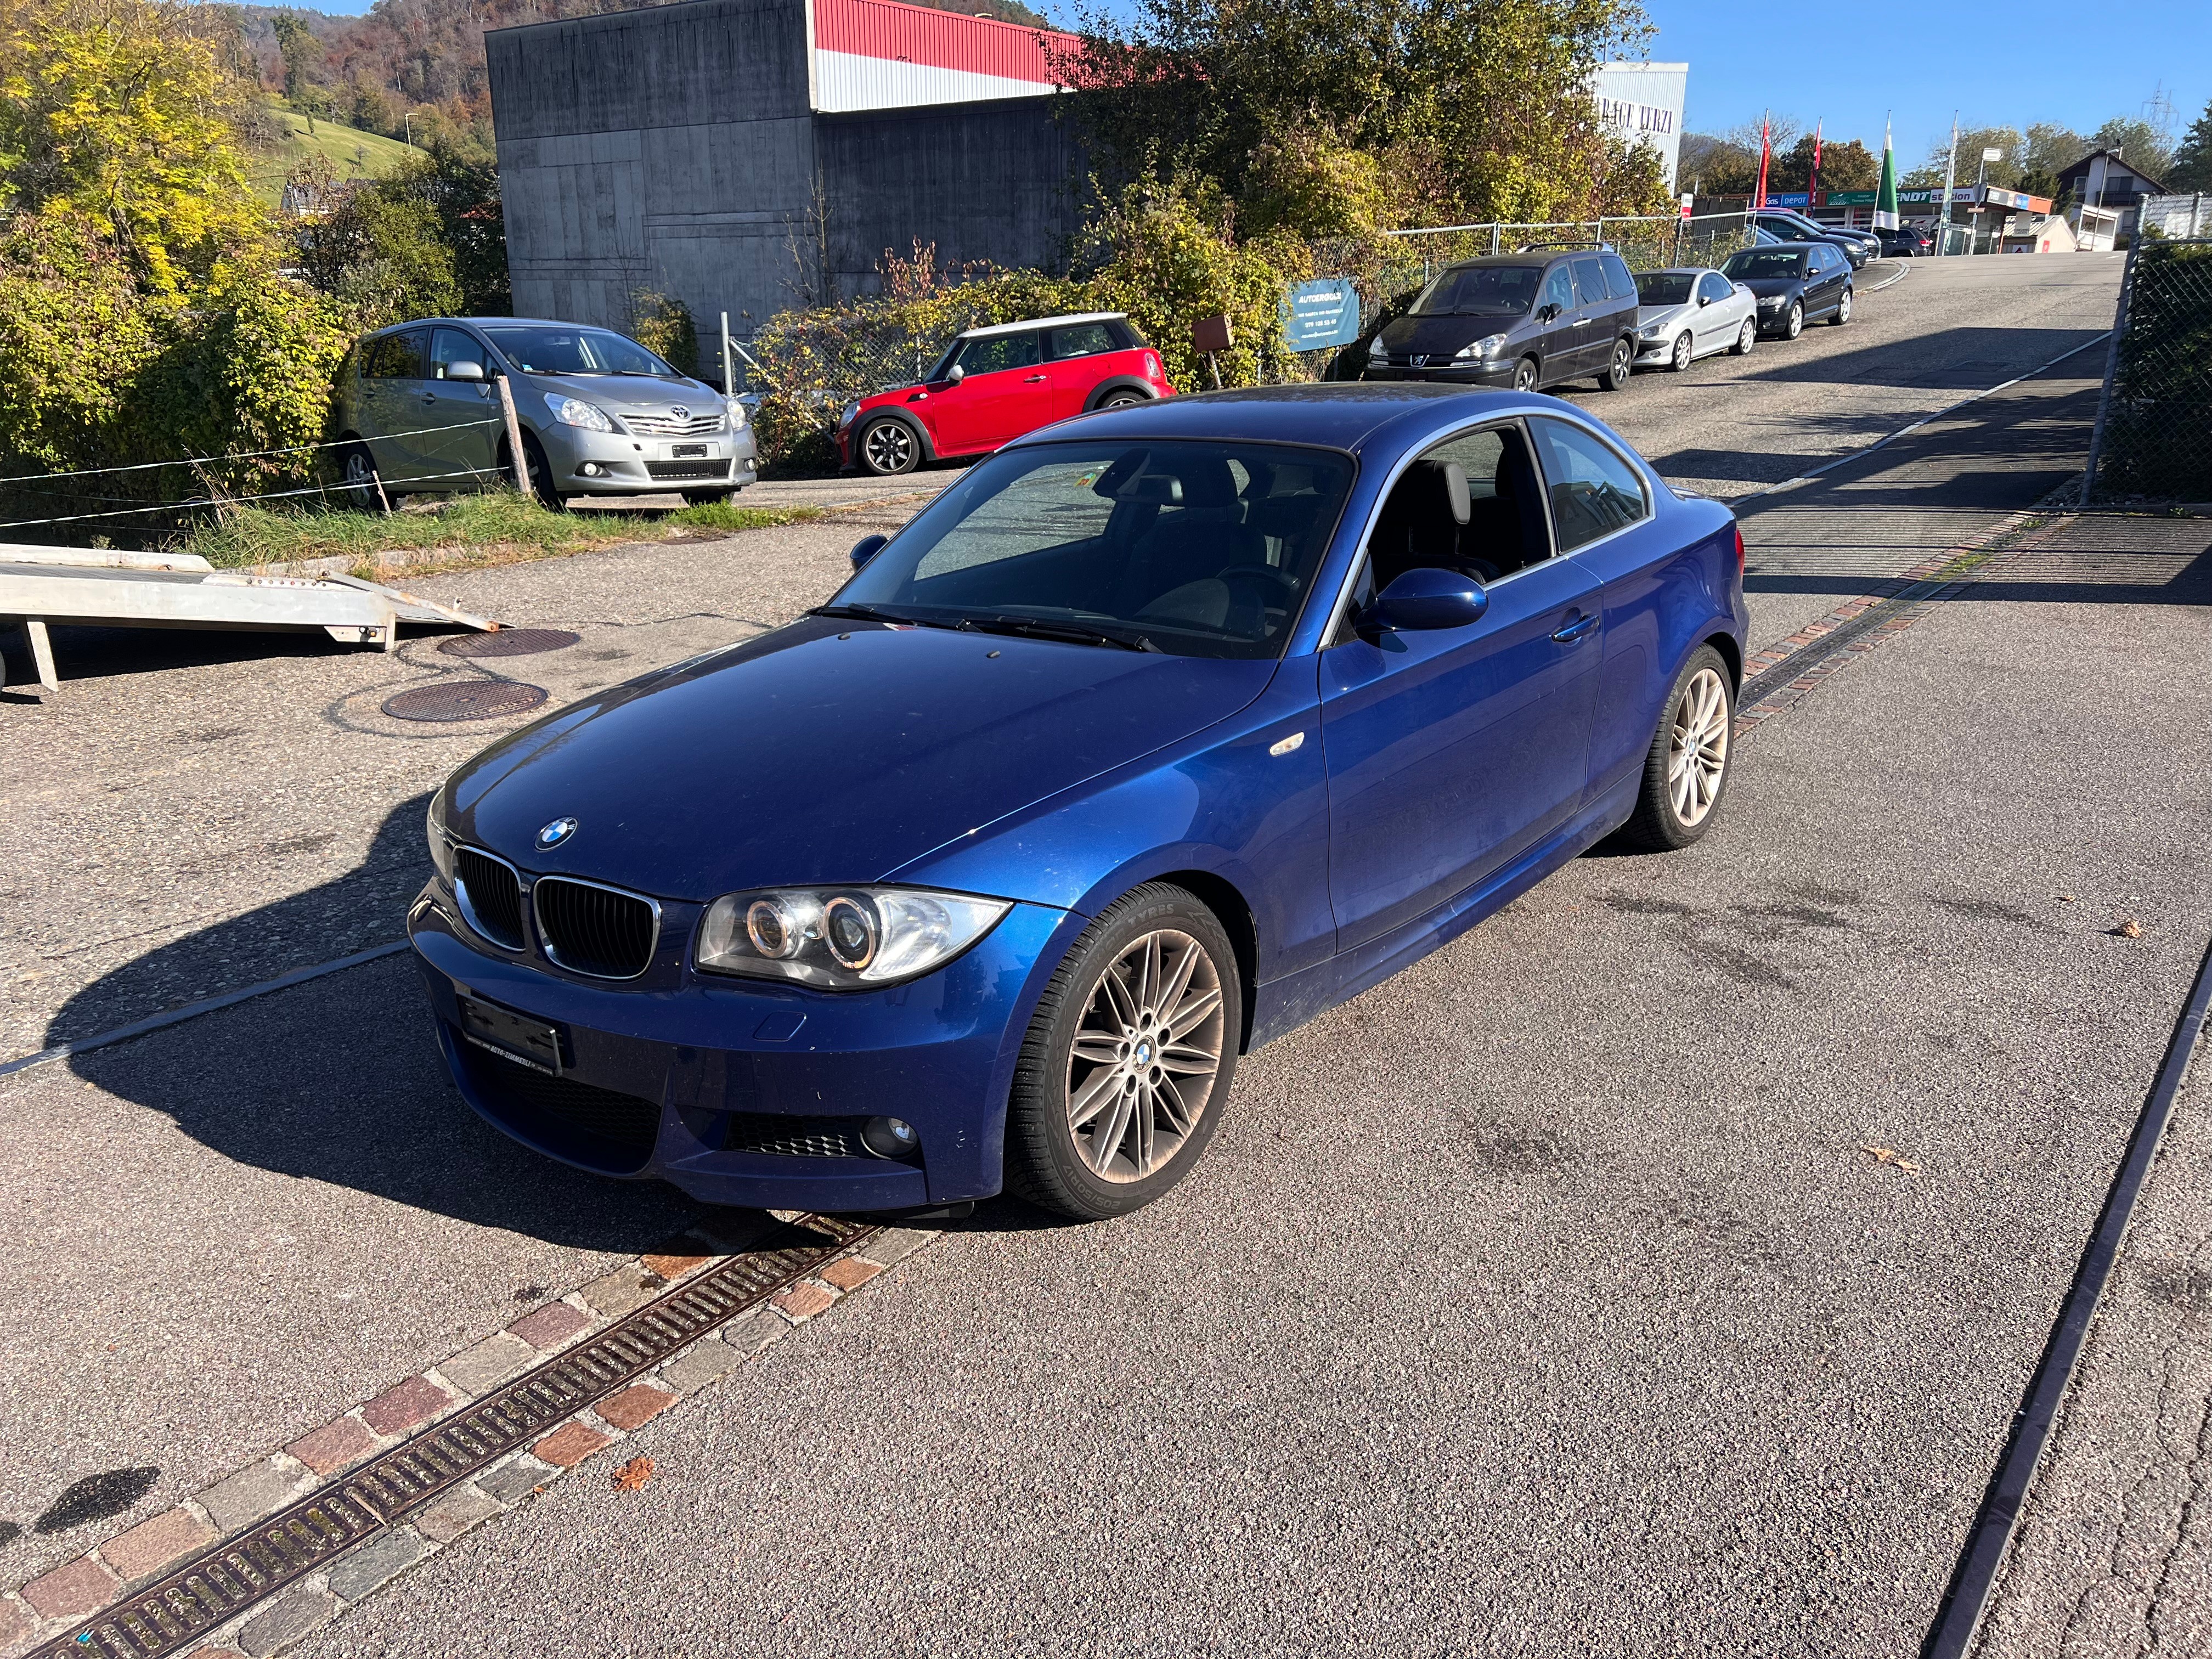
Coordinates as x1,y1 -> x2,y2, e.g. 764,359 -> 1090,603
1569,257 -> 1613,372
1695,272 -> 1736,349
929,330 -> 1047,453
1533,263 -> 1577,381
1523,415 -> 1684,806
358,330 -> 430,481
1318,420 -> 1604,949
419,327 -> 501,492
1812,244 -> 1846,314
1041,320 -> 1120,420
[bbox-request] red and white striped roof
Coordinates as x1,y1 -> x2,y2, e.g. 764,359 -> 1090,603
811,0 -> 1081,113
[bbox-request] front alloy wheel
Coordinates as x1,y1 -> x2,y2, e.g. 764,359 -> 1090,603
1621,645 -> 1735,850
858,416 -> 918,476
1783,301 -> 1804,340
1005,883 -> 1240,1219
1670,331 -> 1694,372
1513,357 -> 1541,392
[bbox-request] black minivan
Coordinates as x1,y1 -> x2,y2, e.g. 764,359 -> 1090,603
1362,249 -> 1641,393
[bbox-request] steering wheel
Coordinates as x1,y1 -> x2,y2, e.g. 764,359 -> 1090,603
1217,563 -> 1301,598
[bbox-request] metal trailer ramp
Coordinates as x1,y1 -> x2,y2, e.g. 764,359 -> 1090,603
0,546 -> 499,691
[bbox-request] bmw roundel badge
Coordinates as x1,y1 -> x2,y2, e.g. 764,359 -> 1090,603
537,816 -> 578,849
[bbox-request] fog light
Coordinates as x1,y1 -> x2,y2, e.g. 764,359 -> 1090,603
579,461 -> 605,477
860,1116 -> 918,1159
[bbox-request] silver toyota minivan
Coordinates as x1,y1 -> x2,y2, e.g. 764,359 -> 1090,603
331,317 -> 758,510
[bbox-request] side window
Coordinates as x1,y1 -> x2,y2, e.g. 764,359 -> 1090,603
1528,417 -> 1651,553
955,332 -> 1042,376
1570,257 -> 1608,307
365,331 -> 427,379
1699,272 -> 1733,304
1541,266 -> 1574,314
1045,322 -> 1117,360
430,328 -> 484,380
1600,254 -> 1637,301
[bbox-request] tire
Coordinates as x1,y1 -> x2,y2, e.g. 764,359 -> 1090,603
1619,645 -> 1735,851
857,416 -> 920,476
1596,336 -> 1633,391
1782,301 -> 1804,340
1729,317 -> 1757,357
681,488 -> 736,505
1097,390 -> 1147,410
1831,287 -> 1853,326
338,444 -> 388,515
518,433 -> 567,511
1003,883 -> 1243,1221
1513,356 -> 1541,392
1669,331 -> 1694,372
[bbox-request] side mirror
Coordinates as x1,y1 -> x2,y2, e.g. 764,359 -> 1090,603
1696,294 -> 1711,308
944,363 -> 965,385
849,534 -> 889,570
1537,303 -> 1560,322
445,360 -> 486,383
1359,567 -> 1488,634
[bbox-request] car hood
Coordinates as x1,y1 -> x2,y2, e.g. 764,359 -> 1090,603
1377,313 -> 1526,354
1635,302 -> 1695,330
1732,274 -> 1808,297
444,617 -> 1277,899
518,371 -> 726,415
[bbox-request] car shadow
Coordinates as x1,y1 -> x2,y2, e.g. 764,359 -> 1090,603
50,794 -> 708,1249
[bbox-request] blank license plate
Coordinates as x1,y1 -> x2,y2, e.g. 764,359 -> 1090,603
458,995 -> 567,1074
671,444 -> 708,459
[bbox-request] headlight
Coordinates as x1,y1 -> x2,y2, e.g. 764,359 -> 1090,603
425,793 -> 455,883
697,885 -> 1011,989
839,402 -> 861,430
544,394 -> 616,432
1452,334 -> 1509,362
727,397 -> 748,430
1367,337 -> 1387,361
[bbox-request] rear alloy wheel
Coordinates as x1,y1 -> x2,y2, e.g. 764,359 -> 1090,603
1597,336 -> 1633,391
1782,300 -> 1804,340
1620,645 -> 1734,851
1669,331 -> 1694,372
1004,883 -> 1241,1221
858,415 -> 919,476
1831,287 -> 1854,326
1730,317 -> 1757,357
1098,390 -> 1147,410
1513,356 -> 1541,392
338,444 -> 388,515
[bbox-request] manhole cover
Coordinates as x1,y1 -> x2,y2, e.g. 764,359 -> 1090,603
382,681 -> 548,722
438,628 -> 580,658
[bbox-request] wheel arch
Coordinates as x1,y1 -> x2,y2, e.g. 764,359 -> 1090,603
1702,628 -> 1743,689
1149,868 -> 1259,1054
1084,376 -> 1160,412
859,407 -> 936,465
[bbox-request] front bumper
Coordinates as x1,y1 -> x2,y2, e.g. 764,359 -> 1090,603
408,883 -> 1076,1212
1360,360 -> 1517,385
536,419 -> 759,496
1632,333 -> 1681,364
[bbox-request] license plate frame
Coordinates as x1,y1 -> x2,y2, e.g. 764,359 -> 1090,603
670,443 -> 708,459
457,995 -> 569,1075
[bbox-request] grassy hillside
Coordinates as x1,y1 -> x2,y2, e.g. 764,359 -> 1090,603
248,105 -> 420,202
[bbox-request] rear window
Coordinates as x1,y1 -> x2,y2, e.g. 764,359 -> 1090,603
1045,322 -> 1118,360
1600,253 -> 1637,300
1570,258 -> 1609,306
364,331 -> 426,379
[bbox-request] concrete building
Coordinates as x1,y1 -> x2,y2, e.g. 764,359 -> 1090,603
1592,61 -> 1688,187
486,0 -> 1086,344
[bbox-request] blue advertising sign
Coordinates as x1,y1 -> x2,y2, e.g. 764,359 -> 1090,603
1282,279 -> 1361,351
1764,191 -> 1812,208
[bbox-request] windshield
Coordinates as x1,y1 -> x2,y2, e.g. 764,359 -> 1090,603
482,325 -> 683,379
1634,273 -> 1694,306
1724,251 -> 1808,279
1409,264 -> 1542,317
832,440 -> 1356,660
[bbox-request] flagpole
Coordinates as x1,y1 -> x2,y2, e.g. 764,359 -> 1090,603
1938,111 -> 1960,256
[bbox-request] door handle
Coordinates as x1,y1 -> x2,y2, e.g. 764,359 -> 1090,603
1551,612 -> 1599,644
1023,374 -> 1047,383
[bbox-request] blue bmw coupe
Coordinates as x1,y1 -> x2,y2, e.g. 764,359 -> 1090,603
411,384 -> 1748,1220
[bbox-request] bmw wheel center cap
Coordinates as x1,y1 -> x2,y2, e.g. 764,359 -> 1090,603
537,816 -> 579,849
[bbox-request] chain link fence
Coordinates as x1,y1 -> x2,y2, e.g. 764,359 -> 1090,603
2085,236 -> 2212,502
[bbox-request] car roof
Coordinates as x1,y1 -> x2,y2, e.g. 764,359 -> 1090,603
1640,267 -> 1720,278
958,313 -> 1127,339
1001,382 -> 1553,457
365,317 -> 634,336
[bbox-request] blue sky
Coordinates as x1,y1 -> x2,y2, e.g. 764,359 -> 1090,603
1643,0 -> 2208,161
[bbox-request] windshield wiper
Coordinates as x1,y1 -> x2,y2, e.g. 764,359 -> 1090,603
956,615 -> 1160,652
808,602 -> 968,633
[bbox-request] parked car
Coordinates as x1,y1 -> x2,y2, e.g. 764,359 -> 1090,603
837,313 -> 1173,476
332,318 -> 755,510
412,382 -> 1749,1220
1749,210 -> 1878,267
1363,249 -> 1641,392
1878,223 -> 1936,258
1722,243 -> 1856,338
1630,267 -> 1759,369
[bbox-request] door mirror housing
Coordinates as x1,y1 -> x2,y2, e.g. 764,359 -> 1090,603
943,363 -> 965,385
444,359 -> 486,383
1537,303 -> 1561,323
1696,294 -> 1711,308
849,533 -> 889,570
1359,567 -> 1489,634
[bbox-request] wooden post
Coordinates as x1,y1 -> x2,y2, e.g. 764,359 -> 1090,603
23,618 -> 58,690
721,311 -> 735,397
494,375 -> 529,494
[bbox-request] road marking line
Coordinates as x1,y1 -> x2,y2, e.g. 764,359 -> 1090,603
1860,260 -> 1910,294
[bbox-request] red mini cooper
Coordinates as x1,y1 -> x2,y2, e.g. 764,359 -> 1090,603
836,312 -> 1176,475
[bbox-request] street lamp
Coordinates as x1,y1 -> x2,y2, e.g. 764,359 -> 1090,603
1973,146 -> 2002,253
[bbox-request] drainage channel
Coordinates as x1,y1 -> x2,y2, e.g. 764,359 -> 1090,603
30,1216 -> 877,1659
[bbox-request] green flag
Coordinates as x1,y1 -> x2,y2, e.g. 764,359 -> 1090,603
1875,119 -> 1900,230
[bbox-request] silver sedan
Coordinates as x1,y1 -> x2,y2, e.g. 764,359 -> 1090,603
1631,268 -> 1759,371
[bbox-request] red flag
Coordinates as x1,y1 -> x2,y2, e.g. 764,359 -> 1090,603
1754,114 -> 1771,209
1812,119 -> 1824,201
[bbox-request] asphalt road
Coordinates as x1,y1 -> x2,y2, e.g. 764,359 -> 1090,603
3,249 -> 2196,1658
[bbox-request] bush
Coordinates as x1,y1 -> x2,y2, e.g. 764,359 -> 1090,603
628,292 -> 700,376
